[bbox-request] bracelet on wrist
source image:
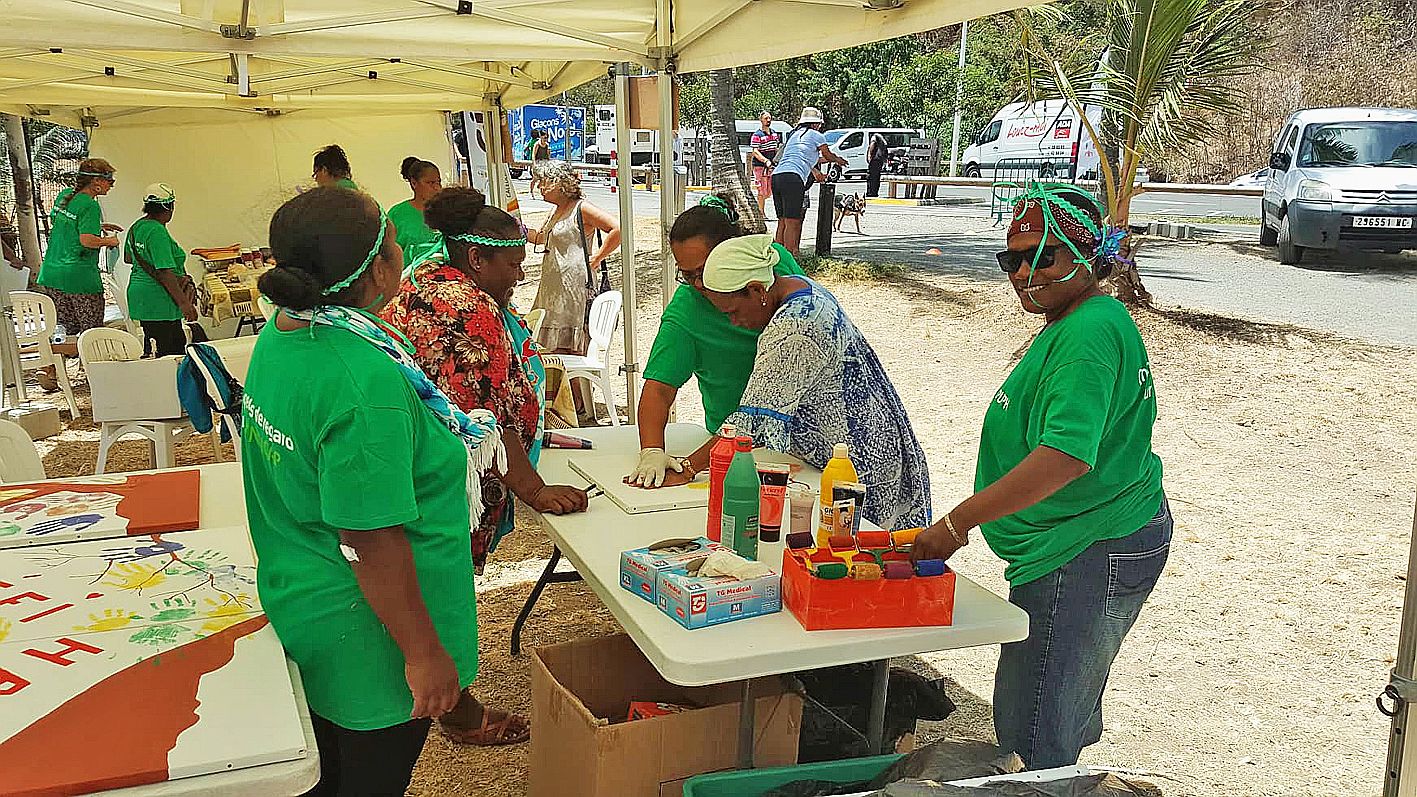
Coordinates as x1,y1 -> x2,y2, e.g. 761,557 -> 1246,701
944,513 -> 968,547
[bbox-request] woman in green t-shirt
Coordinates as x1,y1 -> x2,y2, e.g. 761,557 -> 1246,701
312,143 -> 359,191
388,157 -> 443,262
124,183 -> 200,356
912,184 -> 1169,770
245,188 -> 504,794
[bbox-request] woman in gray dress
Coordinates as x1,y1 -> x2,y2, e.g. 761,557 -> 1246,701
526,162 -> 620,355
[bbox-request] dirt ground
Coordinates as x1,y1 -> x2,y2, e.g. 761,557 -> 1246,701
32,212 -> 1415,797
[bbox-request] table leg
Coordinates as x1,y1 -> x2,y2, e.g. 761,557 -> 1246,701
510,546 -> 583,655
738,678 -> 755,770
867,658 -> 890,754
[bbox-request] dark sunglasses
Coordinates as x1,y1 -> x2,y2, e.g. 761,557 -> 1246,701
675,269 -> 704,286
996,246 -> 1058,273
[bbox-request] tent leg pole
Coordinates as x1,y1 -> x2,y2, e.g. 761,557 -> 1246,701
1383,490 -> 1417,797
614,64 -> 639,422
655,39 -> 680,424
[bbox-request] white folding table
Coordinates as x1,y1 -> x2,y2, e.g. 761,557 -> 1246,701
531,424 -> 1029,765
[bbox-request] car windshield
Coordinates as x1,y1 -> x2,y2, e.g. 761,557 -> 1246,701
824,130 -> 846,145
1297,121 -> 1417,168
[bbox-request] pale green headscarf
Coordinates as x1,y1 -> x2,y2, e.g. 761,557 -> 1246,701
703,234 -> 780,292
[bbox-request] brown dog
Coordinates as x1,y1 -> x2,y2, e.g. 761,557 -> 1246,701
833,192 -> 866,234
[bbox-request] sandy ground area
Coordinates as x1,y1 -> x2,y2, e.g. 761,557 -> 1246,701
30,211 -> 1415,797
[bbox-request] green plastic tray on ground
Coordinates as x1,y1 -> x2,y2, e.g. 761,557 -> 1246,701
682,754 -> 904,797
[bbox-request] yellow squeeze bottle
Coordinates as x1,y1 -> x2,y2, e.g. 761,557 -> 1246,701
817,443 -> 859,547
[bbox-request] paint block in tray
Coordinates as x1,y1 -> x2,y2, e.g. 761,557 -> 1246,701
656,568 -> 781,630
619,537 -> 728,604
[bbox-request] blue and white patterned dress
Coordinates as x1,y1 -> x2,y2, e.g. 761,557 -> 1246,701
726,278 -> 931,530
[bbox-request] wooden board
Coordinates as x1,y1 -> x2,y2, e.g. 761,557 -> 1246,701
0,471 -> 202,551
567,450 -> 809,516
0,526 -> 307,795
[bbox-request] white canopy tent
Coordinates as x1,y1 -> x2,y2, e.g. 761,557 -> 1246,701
0,0 -> 1040,412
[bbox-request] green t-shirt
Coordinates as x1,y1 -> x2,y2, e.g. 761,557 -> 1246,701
335,177 -> 360,191
975,295 -> 1164,586
124,218 -> 187,322
38,189 -> 103,294
388,200 -> 438,261
643,243 -> 805,430
241,321 -> 478,730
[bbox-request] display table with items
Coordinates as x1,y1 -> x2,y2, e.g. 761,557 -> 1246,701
192,246 -> 273,335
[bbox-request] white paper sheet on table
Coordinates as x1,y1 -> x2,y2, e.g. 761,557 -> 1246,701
568,450 -> 810,515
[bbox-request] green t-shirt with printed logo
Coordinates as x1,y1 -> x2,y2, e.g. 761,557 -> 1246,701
241,320 -> 477,730
38,189 -> 103,294
125,218 -> 188,322
643,243 -> 804,431
975,295 -> 1164,586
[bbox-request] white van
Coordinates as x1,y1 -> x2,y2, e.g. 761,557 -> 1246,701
961,100 -> 1099,180
821,128 -> 921,181
1261,106 -> 1417,263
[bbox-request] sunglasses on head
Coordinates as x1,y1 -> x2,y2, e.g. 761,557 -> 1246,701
996,246 -> 1060,273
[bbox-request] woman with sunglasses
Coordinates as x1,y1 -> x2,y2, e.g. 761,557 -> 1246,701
912,183 -> 1169,770
645,234 -> 930,533
627,194 -> 804,488
37,158 -> 122,370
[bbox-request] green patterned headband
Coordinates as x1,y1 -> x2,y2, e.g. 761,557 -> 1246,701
449,232 -> 527,247
322,204 -> 388,296
698,194 -> 734,220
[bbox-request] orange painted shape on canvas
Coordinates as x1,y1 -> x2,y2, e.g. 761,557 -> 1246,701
0,615 -> 268,796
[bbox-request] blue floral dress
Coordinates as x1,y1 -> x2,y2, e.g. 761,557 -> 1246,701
725,278 -> 931,530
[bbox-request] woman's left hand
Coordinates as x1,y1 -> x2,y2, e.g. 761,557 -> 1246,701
911,521 -> 966,563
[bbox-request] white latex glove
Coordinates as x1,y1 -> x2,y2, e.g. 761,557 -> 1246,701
628,447 -> 683,487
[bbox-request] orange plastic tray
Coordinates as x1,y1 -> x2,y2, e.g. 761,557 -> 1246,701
781,548 -> 955,631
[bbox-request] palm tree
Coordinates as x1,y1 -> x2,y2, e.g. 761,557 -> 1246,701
708,69 -> 768,233
1019,0 -> 1268,303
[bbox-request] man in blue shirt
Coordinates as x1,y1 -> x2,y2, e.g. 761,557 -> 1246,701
770,107 -> 848,256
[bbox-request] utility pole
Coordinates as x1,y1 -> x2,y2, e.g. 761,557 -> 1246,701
948,20 -> 969,177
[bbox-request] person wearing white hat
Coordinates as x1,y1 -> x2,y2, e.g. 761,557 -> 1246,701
770,107 -> 848,256
124,182 -> 201,356
645,234 -> 931,532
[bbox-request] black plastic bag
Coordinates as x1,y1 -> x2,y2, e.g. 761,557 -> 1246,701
796,665 -> 958,764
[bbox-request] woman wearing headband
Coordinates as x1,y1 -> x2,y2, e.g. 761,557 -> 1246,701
389,157 -> 443,262
647,234 -> 930,532
911,184 -> 1169,769
37,158 -> 122,385
627,194 -> 803,488
526,161 -> 620,357
381,187 -> 586,747
124,183 -> 200,356
244,188 -> 504,794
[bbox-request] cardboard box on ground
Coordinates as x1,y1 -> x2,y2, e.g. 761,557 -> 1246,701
530,634 -> 803,797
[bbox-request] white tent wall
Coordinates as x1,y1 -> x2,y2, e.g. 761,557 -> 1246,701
91,108 -> 451,249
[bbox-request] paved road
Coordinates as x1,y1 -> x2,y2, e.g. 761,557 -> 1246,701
519,180 -> 1416,346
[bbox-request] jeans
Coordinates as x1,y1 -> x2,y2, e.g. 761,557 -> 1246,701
993,497 -> 1172,769
304,712 -> 431,797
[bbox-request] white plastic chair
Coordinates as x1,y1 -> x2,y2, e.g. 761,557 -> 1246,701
558,290 -> 622,426
10,290 -> 80,418
0,418 -> 45,482
102,245 -> 139,335
524,307 -> 547,340
78,328 -> 197,473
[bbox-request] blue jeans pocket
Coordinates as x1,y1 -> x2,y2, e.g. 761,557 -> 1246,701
1105,517 -> 1171,622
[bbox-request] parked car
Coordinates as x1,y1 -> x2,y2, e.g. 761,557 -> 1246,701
1230,168 -> 1269,188
823,128 -> 922,181
1261,107 -> 1417,264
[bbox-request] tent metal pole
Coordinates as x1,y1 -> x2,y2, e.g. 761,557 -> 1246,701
484,96 -> 505,208
1383,490 -> 1417,797
613,63 -> 639,420
656,0 -> 679,310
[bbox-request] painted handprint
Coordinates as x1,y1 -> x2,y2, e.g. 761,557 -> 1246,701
182,548 -> 230,572
199,595 -> 255,634
0,617 -> 11,643
27,513 -> 104,537
101,561 -> 167,592
204,563 -> 256,590
100,539 -> 185,564
4,503 -> 49,520
0,522 -> 19,537
129,623 -> 190,647
73,608 -> 142,632
147,596 -> 198,622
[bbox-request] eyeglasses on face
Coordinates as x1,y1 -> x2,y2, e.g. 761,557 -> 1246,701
996,246 -> 1060,273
